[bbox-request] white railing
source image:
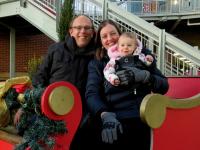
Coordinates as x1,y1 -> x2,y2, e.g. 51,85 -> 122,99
28,0 -> 57,16
26,0 -> 61,34
0,0 -> 19,4
113,0 -> 200,16
74,0 -> 200,77
0,0 -> 57,14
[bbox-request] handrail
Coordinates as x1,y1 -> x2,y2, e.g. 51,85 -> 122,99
25,0 -> 61,34
0,0 -> 18,5
27,0 -> 57,19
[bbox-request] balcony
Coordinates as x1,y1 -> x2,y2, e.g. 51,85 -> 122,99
112,0 -> 200,21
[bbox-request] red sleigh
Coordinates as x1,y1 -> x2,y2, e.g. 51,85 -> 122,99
141,77 -> 200,150
0,77 -> 82,150
0,76 -> 200,150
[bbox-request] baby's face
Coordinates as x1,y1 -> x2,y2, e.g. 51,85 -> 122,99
118,36 -> 137,57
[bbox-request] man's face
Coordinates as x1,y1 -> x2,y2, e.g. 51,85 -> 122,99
69,16 -> 94,48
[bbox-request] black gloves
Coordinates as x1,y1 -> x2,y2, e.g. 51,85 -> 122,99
101,112 -> 123,144
116,67 -> 151,86
116,69 -> 134,86
131,67 -> 151,84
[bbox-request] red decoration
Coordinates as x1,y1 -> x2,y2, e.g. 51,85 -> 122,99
41,81 -> 82,150
143,3 -> 150,13
12,84 -> 30,93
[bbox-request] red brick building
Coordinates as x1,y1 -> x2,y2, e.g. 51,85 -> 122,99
0,0 -> 57,80
0,31 -> 54,80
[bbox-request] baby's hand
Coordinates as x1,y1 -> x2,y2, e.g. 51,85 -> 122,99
145,55 -> 154,65
113,79 -> 120,86
111,79 -> 120,86
146,55 -> 153,62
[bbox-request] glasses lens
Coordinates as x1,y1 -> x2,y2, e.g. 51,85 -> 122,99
71,26 -> 93,31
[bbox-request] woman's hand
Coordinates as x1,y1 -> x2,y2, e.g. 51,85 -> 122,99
101,112 -> 123,144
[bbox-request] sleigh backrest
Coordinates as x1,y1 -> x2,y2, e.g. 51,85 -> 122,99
151,77 -> 200,150
165,77 -> 200,98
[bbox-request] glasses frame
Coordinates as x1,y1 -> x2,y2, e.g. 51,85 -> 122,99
70,26 -> 94,32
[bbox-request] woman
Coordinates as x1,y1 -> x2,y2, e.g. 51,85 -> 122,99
85,20 -> 169,150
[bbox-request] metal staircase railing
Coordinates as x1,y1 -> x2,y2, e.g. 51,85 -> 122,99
74,0 -> 200,77
2,0 -> 199,76
30,0 -> 57,16
0,0 -> 60,78
25,0 -> 59,41
0,0 -> 59,41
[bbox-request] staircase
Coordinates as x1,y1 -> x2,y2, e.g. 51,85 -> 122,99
74,0 -> 200,77
0,0 -> 59,41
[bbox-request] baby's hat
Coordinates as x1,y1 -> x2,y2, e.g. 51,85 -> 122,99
137,39 -> 143,50
107,44 -> 121,59
134,39 -> 143,55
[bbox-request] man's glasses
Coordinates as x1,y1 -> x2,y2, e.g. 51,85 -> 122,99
70,26 -> 93,32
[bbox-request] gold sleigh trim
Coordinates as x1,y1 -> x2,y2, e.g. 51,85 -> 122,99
0,76 -> 31,127
0,76 -> 31,99
140,93 -> 200,129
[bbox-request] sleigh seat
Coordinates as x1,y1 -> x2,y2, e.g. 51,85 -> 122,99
140,77 -> 200,150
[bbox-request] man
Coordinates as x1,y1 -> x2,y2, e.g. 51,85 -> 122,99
33,15 -> 95,93
32,15 -> 95,149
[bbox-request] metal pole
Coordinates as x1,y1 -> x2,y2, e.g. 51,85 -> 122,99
81,0 -> 84,14
10,28 -> 16,78
157,29 -> 166,74
0,22 -> 16,78
56,0 -> 61,32
103,0 -> 108,20
20,0 -> 27,7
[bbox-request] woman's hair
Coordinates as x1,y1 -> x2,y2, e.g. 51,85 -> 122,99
95,19 -> 121,60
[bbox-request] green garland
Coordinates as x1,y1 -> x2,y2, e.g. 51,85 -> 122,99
5,86 -> 67,150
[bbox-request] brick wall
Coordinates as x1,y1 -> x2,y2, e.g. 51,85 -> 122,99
0,33 -> 54,79
0,32 -> 9,73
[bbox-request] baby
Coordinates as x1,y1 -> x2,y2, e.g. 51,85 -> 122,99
104,32 -> 154,86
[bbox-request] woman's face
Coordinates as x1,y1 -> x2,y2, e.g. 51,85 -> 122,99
100,24 -> 120,50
